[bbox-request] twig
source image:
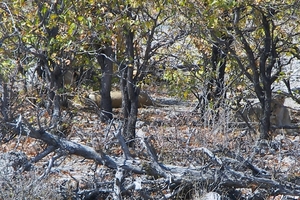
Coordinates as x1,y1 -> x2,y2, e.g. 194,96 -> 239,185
113,167 -> 124,200
191,147 -> 223,166
114,122 -> 132,160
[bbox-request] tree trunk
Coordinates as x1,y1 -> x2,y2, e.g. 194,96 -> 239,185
97,46 -> 113,122
259,91 -> 272,139
212,42 -> 227,98
120,24 -> 138,147
120,63 -> 129,139
200,38 -> 230,124
258,13 -> 273,140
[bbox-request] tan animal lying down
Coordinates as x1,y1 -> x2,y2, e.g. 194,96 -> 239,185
88,91 -> 155,108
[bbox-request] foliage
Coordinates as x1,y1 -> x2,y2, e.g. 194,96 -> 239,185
1,0 -> 300,198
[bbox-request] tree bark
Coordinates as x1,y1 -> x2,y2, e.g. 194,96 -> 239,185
258,13 -> 273,140
120,20 -> 138,147
211,42 -> 227,98
97,46 -> 113,122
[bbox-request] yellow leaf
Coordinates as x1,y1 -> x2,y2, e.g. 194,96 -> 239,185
50,14 -> 58,20
183,90 -> 189,99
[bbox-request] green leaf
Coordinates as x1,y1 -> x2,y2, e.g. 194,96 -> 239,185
68,23 -> 77,36
77,16 -> 84,22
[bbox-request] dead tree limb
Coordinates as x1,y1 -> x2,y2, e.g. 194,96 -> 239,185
5,116 -> 300,198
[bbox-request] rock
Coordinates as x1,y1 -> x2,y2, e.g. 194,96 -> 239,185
200,192 -> 221,200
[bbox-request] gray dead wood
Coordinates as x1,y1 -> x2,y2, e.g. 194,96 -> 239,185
114,123 -> 132,160
113,167 -> 124,200
272,124 -> 300,130
6,116 -> 300,197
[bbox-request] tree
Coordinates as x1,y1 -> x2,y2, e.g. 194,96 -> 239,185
107,1 -> 185,145
171,0 -> 300,139
163,1 -> 236,126
228,1 -> 300,139
1,0 -> 300,199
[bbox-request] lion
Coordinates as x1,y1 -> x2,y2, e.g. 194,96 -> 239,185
270,95 -> 292,133
241,94 -> 293,134
88,91 -> 155,108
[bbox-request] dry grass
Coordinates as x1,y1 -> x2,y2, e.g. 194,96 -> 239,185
0,88 -> 300,199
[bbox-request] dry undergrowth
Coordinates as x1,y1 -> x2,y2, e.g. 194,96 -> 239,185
0,88 -> 300,199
